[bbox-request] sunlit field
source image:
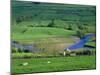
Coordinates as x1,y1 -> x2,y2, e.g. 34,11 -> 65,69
11,0 -> 96,74
12,56 -> 96,74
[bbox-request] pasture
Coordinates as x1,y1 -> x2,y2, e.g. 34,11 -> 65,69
12,27 -> 76,42
12,56 -> 96,74
11,0 -> 96,74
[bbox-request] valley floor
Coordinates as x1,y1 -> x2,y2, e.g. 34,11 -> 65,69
12,55 -> 96,74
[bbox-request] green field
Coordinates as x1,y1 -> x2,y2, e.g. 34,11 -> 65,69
12,56 -> 96,74
12,0 -> 96,42
12,27 -> 76,42
12,0 -> 96,43
11,0 -> 96,74
12,0 -> 96,33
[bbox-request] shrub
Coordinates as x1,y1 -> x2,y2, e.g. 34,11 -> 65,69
75,50 -> 93,56
83,50 -> 92,55
76,50 -> 84,56
76,30 -> 84,38
17,48 -> 23,53
12,48 -> 17,53
16,17 -> 22,24
24,49 -> 30,53
48,19 -> 55,27
67,25 -> 73,30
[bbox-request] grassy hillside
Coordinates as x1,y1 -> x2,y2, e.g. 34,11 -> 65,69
12,0 -> 96,29
11,1 -> 96,74
11,0 -> 96,54
12,26 -> 76,41
11,0 -> 96,40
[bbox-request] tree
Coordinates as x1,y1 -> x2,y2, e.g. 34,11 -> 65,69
77,23 -> 84,30
76,23 -> 86,38
67,25 -> 72,30
48,19 -> 55,27
76,30 -> 84,38
32,2 -> 40,4
16,17 -> 22,24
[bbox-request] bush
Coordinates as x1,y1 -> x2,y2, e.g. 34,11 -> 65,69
12,53 -> 33,59
16,17 -> 22,24
75,50 -> 84,55
17,48 -> 23,53
12,48 -> 17,53
75,50 -> 93,56
76,30 -> 84,38
24,49 -> 30,53
83,50 -> 92,55
67,25 -> 73,30
48,19 -> 55,27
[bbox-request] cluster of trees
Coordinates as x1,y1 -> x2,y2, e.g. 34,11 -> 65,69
12,47 -> 30,53
64,50 -> 96,56
15,15 -> 94,39
47,19 -> 90,38
16,16 -> 33,24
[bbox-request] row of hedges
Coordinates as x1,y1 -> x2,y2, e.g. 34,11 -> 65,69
12,49 -> 96,59
65,50 -> 96,56
12,53 -> 62,59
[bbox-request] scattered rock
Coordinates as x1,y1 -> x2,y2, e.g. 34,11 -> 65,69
47,61 -> 51,64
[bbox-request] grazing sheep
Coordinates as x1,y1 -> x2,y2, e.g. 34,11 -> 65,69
19,62 -> 29,66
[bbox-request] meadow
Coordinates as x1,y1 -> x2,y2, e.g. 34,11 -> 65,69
11,0 -> 96,44
12,27 -> 76,42
11,0 -> 96,74
12,56 -> 96,74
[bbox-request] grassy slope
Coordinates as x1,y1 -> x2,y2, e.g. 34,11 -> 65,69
12,56 -> 96,74
11,0 -> 96,42
12,0 -> 96,27
11,0 -> 96,55
12,26 -> 76,41
11,1 -> 96,74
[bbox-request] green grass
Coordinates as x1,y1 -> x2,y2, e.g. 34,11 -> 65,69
12,0 -> 96,31
12,56 -> 96,74
11,1 -> 96,74
12,0 -> 96,22
11,0 -> 96,42
86,42 -> 96,47
12,53 -> 51,58
12,27 -> 76,41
